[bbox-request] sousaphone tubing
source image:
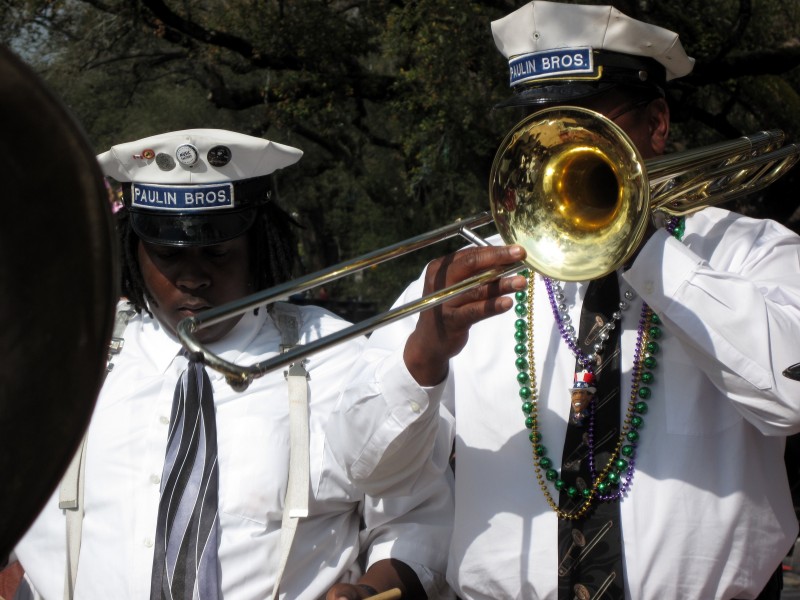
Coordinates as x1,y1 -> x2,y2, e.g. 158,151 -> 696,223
0,45 -> 118,558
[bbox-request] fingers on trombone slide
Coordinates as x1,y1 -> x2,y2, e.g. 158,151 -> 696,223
430,244 -> 524,279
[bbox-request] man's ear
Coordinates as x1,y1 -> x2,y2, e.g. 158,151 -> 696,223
647,97 -> 670,155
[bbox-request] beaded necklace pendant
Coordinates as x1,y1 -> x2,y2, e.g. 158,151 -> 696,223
569,370 -> 596,425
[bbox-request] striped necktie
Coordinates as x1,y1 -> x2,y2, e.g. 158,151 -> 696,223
150,358 -> 221,600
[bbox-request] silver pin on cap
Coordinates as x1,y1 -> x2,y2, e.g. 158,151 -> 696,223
175,143 -> 199,166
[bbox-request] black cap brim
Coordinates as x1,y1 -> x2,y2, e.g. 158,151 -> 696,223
495,51 -> 666,109
130,208 -> 257,247
494,81 -> 617,108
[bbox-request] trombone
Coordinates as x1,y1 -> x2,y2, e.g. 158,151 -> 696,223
178,106 -> 800,390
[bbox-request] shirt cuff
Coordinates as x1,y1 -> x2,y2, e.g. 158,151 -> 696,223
375,350 -> 444,422
347,350 -> 445,484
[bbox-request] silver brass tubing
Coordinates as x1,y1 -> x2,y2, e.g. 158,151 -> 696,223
180,262 -> 522,391
181,106 -> 800,389
183,211 -> 494,331
178,216 -> 514,390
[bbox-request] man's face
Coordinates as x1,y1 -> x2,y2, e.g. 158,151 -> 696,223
138,235 -> 253,343
560,88 -> 669,159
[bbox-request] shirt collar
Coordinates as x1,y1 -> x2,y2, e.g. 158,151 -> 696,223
139,304 -> 267,379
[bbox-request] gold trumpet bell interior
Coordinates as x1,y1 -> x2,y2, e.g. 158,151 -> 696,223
490,107 -> 650,282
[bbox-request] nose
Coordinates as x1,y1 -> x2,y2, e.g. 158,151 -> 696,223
173,253 -> 211,291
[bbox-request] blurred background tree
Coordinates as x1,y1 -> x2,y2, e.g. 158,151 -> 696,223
2,0 -> 800,315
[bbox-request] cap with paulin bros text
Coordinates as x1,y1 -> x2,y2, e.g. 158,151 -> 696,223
491,1 -> 695,107
97,129 -> 303,246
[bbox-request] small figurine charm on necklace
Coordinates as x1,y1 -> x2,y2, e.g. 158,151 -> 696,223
569,369 -> 596,425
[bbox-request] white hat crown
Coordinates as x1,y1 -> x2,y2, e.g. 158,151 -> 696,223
491,1 -> 695,85
97,128 -> 303,185
97,129 -> 303,246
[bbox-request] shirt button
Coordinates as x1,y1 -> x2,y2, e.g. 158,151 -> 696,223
159,415 -> 169,425
644,281 -> 654,294
150,474 -> 161,485
410,401 -> 421,413
144,538 -> 154,548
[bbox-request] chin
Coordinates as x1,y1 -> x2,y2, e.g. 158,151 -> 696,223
192,323 -> 236,345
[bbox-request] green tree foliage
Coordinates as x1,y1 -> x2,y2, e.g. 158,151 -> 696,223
3,0 -> 800,311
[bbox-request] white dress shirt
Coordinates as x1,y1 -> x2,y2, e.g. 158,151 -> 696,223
329,207 -> 800,600
16,304 -> 454,599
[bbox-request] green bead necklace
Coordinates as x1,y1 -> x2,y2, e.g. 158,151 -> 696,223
513,217 -> 685,520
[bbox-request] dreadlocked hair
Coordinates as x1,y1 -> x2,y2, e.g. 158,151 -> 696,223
117,208 -> 152,316
249,201 -> 298,290
115,201 -> 299,316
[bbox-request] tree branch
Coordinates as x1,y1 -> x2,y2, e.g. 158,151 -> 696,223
138,0 -> 303,70
692,47 -> 800,83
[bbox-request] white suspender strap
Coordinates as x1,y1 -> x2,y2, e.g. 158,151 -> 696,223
56,302 -> 309,600
269,302 -> 309,600
58,436 -> 86,600
59,303 -> 134,600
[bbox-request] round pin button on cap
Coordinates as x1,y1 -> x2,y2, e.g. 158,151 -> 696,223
175,143 -> 199,166
207,145 -> 232,167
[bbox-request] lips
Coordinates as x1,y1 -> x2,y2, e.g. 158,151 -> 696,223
176,299 -> 212,317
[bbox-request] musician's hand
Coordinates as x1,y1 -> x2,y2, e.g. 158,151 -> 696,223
324,557 -> 422,599
325,582 -> 374,599
404,244 -> 527,386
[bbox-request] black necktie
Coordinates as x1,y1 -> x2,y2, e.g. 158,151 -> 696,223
151,358 -> 221,600
557,273 -> 625,600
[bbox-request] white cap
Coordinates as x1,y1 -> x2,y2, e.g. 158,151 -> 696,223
97,128 -> 302,184
491,1 -> 695,106
97,129 -> 303,246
